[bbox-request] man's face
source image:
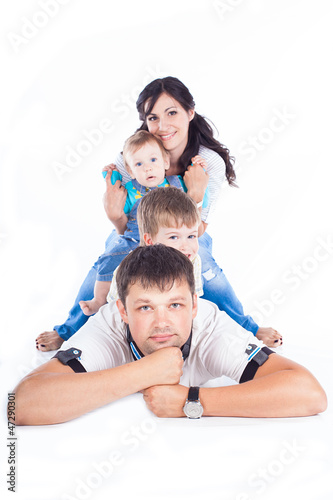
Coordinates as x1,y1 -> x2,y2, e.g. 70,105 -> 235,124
117,279 -> 197,356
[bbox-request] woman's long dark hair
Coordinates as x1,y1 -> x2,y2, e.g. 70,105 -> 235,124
136,76 -> 237,187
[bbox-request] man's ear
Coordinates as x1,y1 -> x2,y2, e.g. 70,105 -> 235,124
143,233 -> 154,246
116,299 -> 129,324
192,293 -> 198,320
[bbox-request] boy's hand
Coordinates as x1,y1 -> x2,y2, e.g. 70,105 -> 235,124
103,168 -> 127,224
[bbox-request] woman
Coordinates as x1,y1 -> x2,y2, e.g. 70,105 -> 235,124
36,77 -> 281,350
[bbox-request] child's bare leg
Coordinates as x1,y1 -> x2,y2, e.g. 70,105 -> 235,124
256,327 -> 283,347
35,330 -> 64,352
79,280 -> 111,316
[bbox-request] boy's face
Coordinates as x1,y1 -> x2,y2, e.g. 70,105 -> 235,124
126,142 -> 170,188
145,224 -> 199,262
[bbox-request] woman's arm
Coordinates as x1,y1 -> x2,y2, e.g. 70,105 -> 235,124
183,150 -> 225,235
183,157 -> 209,205
183,157 -> 209,236
103,168 -> 128,234
192,148 -> 226,228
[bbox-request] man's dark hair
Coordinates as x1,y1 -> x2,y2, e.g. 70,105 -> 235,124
116,245 -> 195,306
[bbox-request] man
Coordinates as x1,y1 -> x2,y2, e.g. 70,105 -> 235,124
14,245 -> 327,425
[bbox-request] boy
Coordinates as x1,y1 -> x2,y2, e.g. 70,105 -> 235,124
107,188 -> 281,347
79,130 -> 208,316
107,186 -> 203,302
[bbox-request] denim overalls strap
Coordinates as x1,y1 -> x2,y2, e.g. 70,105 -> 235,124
124,176 -> 185,240
165,175 -> 184,189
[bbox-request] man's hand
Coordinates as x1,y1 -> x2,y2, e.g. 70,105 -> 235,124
142,384 -> 188,418
139,347 -> 184,387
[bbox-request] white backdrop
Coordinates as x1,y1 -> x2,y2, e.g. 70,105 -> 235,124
1,1 -> 332,499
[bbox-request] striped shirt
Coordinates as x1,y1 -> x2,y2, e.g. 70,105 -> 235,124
113,145 -> 225,224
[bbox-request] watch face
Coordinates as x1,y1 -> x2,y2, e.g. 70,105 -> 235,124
184,401 -> 203,418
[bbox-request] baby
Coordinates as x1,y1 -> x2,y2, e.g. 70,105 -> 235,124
79,130 -> 208,316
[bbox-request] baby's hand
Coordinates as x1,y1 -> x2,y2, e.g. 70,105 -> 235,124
191,155 -> 208,170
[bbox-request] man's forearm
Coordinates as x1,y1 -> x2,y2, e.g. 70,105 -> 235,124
142,355 -> 327,419
14,347 -> 184,425
14,360 -> 154,425
200,365 -> 327,418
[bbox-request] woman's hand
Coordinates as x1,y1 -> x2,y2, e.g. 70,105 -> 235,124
103,165 -> 128,233
183,155 -> 209,204
102,163 -> 117,175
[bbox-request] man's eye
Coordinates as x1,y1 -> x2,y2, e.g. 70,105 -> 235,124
140,306 -> 150,311
170,303 -> 181,309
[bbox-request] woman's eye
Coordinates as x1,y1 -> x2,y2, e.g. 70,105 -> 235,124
188,235 -> 197,239
169,236 -> 178,240
169,111 -> 177,116
148,116 -> 157,121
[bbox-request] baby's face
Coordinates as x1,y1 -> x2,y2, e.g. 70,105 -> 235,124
151,224 -> 199,261
127,142 -> 169,187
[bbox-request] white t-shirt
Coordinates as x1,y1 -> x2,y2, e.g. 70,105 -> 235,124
113,145 -> 225,224
59,299 -> 267,386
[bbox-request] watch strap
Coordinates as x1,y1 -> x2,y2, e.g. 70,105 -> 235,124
188,386 -> 200,401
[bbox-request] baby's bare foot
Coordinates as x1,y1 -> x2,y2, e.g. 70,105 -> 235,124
36,330 -> 64,352
79,300 -> 100,316
256,327 -> 282,348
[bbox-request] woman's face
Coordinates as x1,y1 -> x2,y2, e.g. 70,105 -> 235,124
145,93 -> 195,158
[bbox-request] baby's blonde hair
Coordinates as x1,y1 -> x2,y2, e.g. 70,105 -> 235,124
122,130 -> 169,173
137,187 -> 200,245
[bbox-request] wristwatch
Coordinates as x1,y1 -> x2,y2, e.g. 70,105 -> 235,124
183,386 -> 203,418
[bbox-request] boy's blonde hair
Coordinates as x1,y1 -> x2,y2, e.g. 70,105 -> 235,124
137,187 -> 201,245
122,130 -> 169,173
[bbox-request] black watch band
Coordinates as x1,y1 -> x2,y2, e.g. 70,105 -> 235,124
188,386 -> 200,401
